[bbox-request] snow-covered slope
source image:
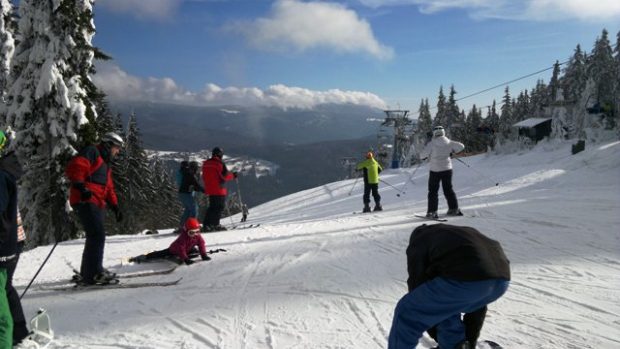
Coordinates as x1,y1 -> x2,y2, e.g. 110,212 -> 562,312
15,139 -> 620,348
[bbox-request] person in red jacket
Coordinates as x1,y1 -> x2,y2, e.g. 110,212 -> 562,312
129,218 -> 210,264
202,147 -> 236,232
65,132 -> 124,285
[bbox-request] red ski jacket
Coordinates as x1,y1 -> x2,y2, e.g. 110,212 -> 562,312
65,145 -> 118,209
169,229 -> 207,261
202,156 -> 234,196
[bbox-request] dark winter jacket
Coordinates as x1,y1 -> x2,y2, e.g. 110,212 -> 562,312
202,156 -> 234,196
0,152 -> 22,267
169,228 -> 207,261
65,145 -> 118,208
406,224 -> 510,291
178,166 -> 204,194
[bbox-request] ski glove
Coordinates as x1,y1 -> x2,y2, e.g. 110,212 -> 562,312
184,258 -> 194,265
110,204 -> 123,222
201,254 -> 211,261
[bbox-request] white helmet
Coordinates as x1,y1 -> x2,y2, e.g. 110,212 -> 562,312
433,126 -> 445,137
101,132 -> 124,147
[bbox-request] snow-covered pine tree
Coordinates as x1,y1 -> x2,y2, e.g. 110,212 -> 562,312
416,98 -> 432,142
529,80 -> 548,115
4,0 -> 98,245
0,0 -> 14,101
548,61 -> 561,103
484,101 -> 499,150
587,29 -> 616,127
561,44 -> 587,105
109,113 -> 153,234
146,155 -> 181,230
498,86 -> 513,140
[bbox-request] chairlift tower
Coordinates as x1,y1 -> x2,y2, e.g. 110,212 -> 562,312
380,110 -> 414,169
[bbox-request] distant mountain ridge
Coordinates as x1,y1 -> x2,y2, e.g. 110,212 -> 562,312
110,101 -> 383,152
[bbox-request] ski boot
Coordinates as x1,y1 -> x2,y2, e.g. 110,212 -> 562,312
446,208 -> 463,216
425,211 -> 439,219
362,205 -> 371,213
373,204 -> 383,212
128,255 -> 147,264
212,225 -> 227,232
89,271 -> 119,285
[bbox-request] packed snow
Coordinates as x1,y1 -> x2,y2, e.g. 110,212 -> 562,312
14,138 -> 620,348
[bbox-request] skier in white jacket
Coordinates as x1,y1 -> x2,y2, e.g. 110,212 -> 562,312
419,126 -> 465,218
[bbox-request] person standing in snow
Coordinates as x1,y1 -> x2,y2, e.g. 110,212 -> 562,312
240,203 -> 249,223
0,130 -> 24,347
419,126 -> 464,219
177,160 -> 204,232
356,151 -> 383,213
129,218 -> 211,264
65,132 -> 124,285
202,147 -> 236,232
388,223 -> 510,349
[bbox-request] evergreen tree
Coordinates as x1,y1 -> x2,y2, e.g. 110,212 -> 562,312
0,0 -> 14,101
484,101 -> 499,149
499,86 -> 513,139
529,80 -> 548,115
587,28 -> 616,126
416,98 -> 432,143
548,60 -> 561,103
465,105 -> 484,152
433,86 -> 447,128
3,0 -> 98,245
109,113 -> 153,234
561,44 -> 587,104
445,85 -> 460,136
146,156 -> 182,230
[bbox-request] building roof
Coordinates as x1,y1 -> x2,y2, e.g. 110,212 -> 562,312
512,118 -> 552,128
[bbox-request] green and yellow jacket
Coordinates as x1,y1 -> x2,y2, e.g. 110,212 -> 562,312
356,158 -> 382,184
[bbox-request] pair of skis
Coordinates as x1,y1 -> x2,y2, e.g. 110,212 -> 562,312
39,265 -> 183,292
229,223 -> 260,230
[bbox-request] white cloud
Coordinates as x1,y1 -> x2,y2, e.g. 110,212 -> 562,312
227,0 -> 393,60
356,0 -> 620,21
97,0 -> 183,21
93,62 -> 387,110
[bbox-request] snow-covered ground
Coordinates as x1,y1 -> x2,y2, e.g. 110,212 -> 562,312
15,139 -> 620,348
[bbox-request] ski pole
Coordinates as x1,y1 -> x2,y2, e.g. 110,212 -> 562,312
347,176 -> 360,196
454,157 -> 499,186
20,240 -> 59,300
379,179 -> 406,197
399,161 -> 423,194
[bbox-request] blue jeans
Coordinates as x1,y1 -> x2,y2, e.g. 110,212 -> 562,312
388,277 -> 509,349
178,192 -> 197,227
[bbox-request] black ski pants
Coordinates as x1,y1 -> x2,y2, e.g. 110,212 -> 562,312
427,169 -> 459,213
4,251 -> 28,345
363,183 -> 381,206
74,203 -> 106,282
205,195 -> 226,227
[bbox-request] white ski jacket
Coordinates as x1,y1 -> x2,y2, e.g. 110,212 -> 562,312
420,136 -> 464,172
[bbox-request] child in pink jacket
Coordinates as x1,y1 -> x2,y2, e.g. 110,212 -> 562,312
130,218 -> 210,265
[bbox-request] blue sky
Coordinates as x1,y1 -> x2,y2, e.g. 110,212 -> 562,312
92,0 -> 620,116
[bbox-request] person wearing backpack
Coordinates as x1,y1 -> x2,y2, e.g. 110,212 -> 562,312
177,161 -> 204,232
65,132 -> 124,285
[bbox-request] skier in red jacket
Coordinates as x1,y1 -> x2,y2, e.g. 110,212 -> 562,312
129,218 -> 210,264
65,132 -> 124,285
202,147 -> 236,231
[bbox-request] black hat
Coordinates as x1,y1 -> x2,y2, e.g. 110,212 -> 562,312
212,147 -> 223,157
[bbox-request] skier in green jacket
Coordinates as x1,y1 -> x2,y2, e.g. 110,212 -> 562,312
356,151 -> 383,213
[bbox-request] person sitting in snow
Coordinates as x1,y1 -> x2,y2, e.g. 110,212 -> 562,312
129,218 -> 210,265
388,223 -> 510,349
355,151 -> 383,213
